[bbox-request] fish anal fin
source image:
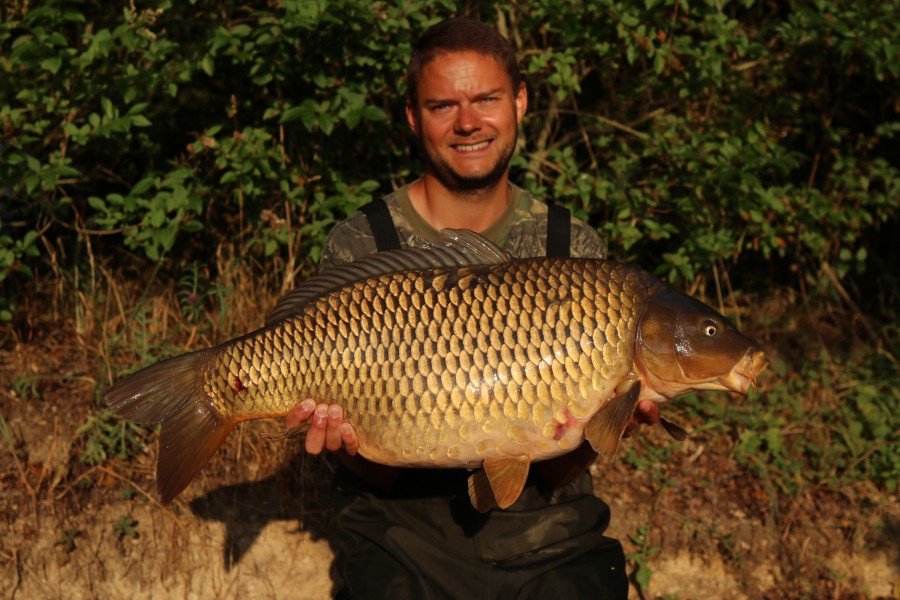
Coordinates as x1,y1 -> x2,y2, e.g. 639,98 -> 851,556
467,469 -> 499,513
585,382 -> 642,457
482,455 -> 531,510
660,416 -> 689,441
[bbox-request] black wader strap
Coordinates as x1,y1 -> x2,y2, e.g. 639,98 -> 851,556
546,204 -> 571,258
360,198 -> 402,251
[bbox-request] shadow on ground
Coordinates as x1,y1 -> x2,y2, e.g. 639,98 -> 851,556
189,451 -> 339,571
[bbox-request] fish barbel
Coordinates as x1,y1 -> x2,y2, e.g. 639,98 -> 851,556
106,230 -> 767,510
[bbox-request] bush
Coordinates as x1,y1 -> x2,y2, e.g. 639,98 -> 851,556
1,0 -> 897,312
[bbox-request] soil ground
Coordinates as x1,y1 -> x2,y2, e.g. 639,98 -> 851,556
1,298 -> 897,600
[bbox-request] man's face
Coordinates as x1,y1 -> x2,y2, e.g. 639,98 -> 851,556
407,51 -> 527,194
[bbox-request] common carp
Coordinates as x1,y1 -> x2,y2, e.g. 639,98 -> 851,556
106,230 -> 767,511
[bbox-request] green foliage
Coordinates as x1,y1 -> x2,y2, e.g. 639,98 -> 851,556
177,261 -> 218,323
2,0 -> 896,298
676,329 -> 900,497
10,375 -> 42,401
76,410 -> 148,467
621,433 -> 678,485
511,0 -> 899,283
1,0 -> 432,309
114,514 -> 139,541
626,524 -> 660,593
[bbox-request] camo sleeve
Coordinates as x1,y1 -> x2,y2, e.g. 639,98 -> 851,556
509,192 -> 607,260
570,220 -> 607,260
319,190 -> 607,270
318,212 -> 380,273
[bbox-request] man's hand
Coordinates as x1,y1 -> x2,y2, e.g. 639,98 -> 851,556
286,400 -> 402,490
285,400 -> 359,456
621,400 -> 660,438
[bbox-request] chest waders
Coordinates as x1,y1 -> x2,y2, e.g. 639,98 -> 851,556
330,198 -> 629,600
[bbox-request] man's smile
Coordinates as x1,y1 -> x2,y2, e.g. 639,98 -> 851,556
452,139 -> 492,153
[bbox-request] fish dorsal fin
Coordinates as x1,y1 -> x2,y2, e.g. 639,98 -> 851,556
266,228 -> 512,326
585,382 -> 642,457
467,455 -> 531,512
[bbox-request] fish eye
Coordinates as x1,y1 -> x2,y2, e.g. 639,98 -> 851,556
704,322 -> 718,337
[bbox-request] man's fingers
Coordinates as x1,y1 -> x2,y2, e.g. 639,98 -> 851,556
341,422 -> 359,456
289,401 -> 359,455
622,401 -> 661,439
635,400 -> 660,425
325,405 -> 344,451
285,399 -> 316,430
621,417 -> 639,439
304,404 -> 329,454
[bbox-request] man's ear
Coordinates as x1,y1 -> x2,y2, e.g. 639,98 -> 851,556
515,82 -> 528,124
406,101 -> 419,136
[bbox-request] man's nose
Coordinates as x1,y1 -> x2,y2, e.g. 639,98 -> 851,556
454,104 -> 481,134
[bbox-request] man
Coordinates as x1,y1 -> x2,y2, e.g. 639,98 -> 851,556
285,18 -> 659,599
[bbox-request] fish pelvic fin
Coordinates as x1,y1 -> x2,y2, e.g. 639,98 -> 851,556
105,350 -> 232,504
468,456 -> 531,512
660,416 -> 690,441
585,382 -> 642,457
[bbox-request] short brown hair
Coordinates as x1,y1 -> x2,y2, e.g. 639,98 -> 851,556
406,17 -> 522,107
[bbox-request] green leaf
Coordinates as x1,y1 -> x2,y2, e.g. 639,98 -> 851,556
200,55 -> 215,76
281,105 -> 311,124
621,14 -> 640,28
361,105 -> 386,122
131,177 -> 155,195
40,57 -> 62,74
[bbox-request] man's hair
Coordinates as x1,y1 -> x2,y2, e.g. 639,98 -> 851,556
406,17 -> 522,108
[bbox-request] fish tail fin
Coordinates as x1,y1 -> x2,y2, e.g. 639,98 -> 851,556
105,350 -> 232,504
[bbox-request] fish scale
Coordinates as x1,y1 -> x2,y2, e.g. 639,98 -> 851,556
106,229 -> 767,509
200,259 -> 652,468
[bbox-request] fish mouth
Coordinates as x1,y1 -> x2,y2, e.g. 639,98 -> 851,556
720,349 -> 768,394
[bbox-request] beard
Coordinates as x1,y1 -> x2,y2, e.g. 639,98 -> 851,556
418,129 -> 518,196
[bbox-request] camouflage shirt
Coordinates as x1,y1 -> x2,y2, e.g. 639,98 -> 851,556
318,179 -> 606,271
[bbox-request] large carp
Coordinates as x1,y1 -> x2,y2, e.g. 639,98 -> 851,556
107,230 -> 767,511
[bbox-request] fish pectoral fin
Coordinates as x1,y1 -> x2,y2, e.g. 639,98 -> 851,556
660,416 -> 689,441
260,422 -> 311,441
585,382 -> 642,457
468,456 -> 531,512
